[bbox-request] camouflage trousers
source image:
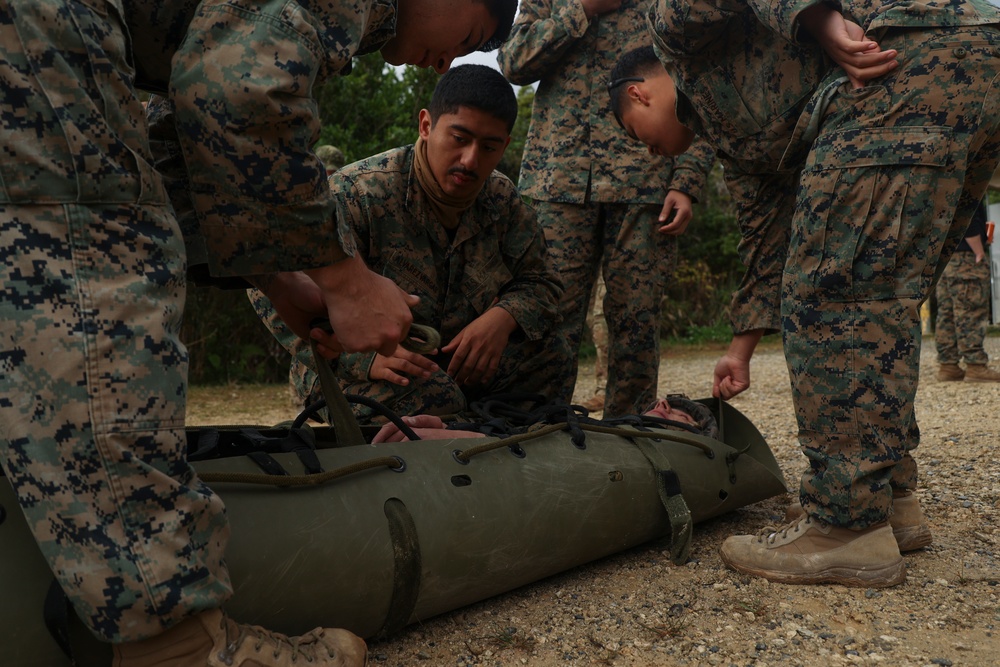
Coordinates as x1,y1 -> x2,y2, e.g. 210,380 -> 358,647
0,0 -> 231,642
935,251 -> 992,365
783,25 -> 1000,528
723,170 -> 799,334
585,274 -> 609,395
534,201 -> 674,418
303,332 -> 575,422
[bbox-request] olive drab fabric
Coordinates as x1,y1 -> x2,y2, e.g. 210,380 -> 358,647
650,0 -> 1000,527
0,0 -> 400,644
497,0 -> 715,417
251,145 -> 573,420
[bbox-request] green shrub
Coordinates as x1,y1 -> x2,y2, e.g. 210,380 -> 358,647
181,286 -> 287,385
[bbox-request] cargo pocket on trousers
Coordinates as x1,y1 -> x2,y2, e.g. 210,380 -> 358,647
792,125 -> 953,302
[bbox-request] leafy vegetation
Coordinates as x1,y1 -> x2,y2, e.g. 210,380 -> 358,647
181,63 -> 742,384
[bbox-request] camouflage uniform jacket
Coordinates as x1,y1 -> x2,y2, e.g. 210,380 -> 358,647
649,0 -> 1000,333
121,0 -> 399,277
650,0 -> 1000,176
326,145 -> 563,382
497,0 -> 714,204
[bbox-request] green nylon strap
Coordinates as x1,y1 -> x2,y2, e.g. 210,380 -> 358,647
631,438 -> 693,565
307,322 -> 442,448
310,338 -> 366,447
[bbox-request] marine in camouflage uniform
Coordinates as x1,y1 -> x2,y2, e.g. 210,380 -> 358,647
651,0 -> 1000,529
935,202 -> 998,379
497,0 -> 715,418
0,0 -> 510,648
252,142 -> 571,422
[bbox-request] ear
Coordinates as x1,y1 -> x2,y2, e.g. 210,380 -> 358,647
418,109 -> 432,140
626,83 -> 650,107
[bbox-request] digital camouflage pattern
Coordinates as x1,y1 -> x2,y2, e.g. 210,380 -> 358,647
650,0 -> 826,334
497,0 -> 710,204
532,200 -> 685,417
935,251 -> 992,366
498,0 -> 715,418
129,0 -> 400,279
0,0 -> 231,643
0,0 -> 400,644
651,0 -> 1000,527
251,145 -> 573,421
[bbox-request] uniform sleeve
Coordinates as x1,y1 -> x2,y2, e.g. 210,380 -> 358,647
496,0 -> 591,85
169,5 -> 355,278
325,169 -> 379,381
744,0 -> 838,43
667,135 -> 716,202
492,190 -> 564,340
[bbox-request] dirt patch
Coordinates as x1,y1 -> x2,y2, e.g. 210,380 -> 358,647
187,337 -> 1000,666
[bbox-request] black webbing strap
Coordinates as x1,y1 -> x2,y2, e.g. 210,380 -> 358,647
44,579 -> 76,665
374,498 -> 422,639
238,428 -> 324,475
246,451 -> 290,476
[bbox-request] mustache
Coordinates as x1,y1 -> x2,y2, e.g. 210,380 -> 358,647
448,166 -> 478,180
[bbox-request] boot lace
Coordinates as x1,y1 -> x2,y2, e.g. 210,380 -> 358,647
754,515 -> 827,545
218,616 -> 335,664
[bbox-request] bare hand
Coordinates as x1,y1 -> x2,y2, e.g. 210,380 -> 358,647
254,271 -> 330,344
712,352 -> 752,400
798,5 -> 898,88
712,330 -> 763,400
369,346 -> 439,386
580,0 -> 622,19
304,255 -> 419,358
371,415 -> 485,443
658,189 -> 694,235
442,307 -> 517,386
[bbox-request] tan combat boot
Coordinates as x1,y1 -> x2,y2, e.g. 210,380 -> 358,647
965,363 -> 1000,382
719,515 -> 905,588
937,363 -> 965,381
784,491 -> 932,552
113,608 -> 367,667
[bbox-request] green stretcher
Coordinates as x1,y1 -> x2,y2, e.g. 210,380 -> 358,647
1,392 -> 787,667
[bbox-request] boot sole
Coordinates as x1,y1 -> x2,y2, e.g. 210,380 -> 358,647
720,554 -> 907,588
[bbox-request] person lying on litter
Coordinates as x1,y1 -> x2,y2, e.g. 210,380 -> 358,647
371,395 -> 703,443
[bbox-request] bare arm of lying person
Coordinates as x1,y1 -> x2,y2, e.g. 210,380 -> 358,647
373,398 -> 698,443
371,415 -> 487,443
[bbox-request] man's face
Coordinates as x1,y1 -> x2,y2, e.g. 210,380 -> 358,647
381,0 -> 498,74
644,398 -> 697,425
418,106 -> 511,198
619,74 -> 695,157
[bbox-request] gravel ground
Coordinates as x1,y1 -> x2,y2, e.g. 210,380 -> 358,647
188,335 -> 1000,667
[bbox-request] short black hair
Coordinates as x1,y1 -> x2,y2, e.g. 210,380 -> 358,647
428,64 -> 517,133
608,45 -> 663,126
479,0 -> 517,52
